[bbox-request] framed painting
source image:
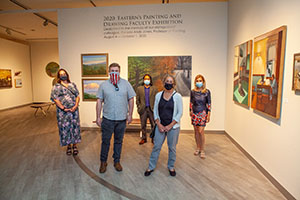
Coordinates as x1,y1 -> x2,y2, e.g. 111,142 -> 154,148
82,79 -> 107,101
251,26 -> 287,119
128,56 -> 192,96
15,78 -> 22,88
292,53 -> 300,90
0,69 -> 12,88
81,53 -> 108,77
233,40 -> 252,107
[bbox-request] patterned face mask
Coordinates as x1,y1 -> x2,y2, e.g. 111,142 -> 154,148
110,72 -> 120,86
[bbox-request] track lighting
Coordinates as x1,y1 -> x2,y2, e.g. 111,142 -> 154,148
6,28 -> 11,35
43,20 -> 48,26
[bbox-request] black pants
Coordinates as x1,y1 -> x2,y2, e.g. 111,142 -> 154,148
139,107 -> 155,140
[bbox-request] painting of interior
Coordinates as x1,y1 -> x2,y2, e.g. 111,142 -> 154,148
233,40 -> 252,107
0,69 -> 12,88
251,26 -> 287,119
128,56 -> 192,96
292,53 -> 300,90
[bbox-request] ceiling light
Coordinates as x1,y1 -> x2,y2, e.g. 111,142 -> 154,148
6,28 -> 11,35
43,20 -> 48,26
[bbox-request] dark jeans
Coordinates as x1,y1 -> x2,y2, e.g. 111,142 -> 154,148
140,107 -> 155,140
100,117 -> 126,163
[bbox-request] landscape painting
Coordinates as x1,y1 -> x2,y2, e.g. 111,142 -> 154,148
251,26 -> 287,119
292,53 -> 300,90
0,69 -> 12,88
128,56 -> 192,96
233,40 -> 252,107
82,79 -> 107,101
81,54 -> 108,77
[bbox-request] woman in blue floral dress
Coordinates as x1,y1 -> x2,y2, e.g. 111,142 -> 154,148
51,69 -> 81,156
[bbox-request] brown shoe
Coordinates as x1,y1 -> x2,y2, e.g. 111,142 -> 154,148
99,162 -> 107,173
139,139 -> 147,145
114,162 -> 123,171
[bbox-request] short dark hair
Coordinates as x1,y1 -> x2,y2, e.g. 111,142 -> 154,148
109,63 -> 120,71
57,69 -> 71,83
143,74 -> 153,86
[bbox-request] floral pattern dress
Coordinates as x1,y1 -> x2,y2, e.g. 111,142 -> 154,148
51,82 -> 81,146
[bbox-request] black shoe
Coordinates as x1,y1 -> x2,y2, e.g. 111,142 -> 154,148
144,169 -> 154,176
169,169 -> 176,177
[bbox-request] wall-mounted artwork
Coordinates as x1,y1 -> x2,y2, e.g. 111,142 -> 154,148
14,70 -> 22,77
81,54 -> 108,77
15,78 -> 22,88
128,56 -> 192,96
233,40 -> 252,107
0,69 -> 12,88
292,53 -> 300,90
46,62 -> 60,77
251,26 -> 287,119
82,79 -> 107,101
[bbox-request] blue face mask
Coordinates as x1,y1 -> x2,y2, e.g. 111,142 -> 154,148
144,80 -> 150,85
60,75 -> 68,81
196,82 -> 203,88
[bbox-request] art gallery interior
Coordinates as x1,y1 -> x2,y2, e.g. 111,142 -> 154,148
0,0 -> 299,199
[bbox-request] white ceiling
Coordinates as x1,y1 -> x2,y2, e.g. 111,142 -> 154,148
0,0 -> 225,42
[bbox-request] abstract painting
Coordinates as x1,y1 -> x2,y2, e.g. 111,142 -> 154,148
81,54 -> 108,77
292,53 -> 300,90
233,40 -> 252,107
128,56 -> 192,96
0,69 -> 12,88
251,26 -> 287,119
82,79 -> 107,101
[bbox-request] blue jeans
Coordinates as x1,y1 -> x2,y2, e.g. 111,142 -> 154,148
148,127 -> 180,170
100,117 -> 126,163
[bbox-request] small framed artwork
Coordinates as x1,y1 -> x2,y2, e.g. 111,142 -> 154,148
292,53 -> 300,90
81,53 -> 108,77
15,78 -> 22,88
233,40 -> 252,107
0,69 -> 12,88
82,79 -> 108,101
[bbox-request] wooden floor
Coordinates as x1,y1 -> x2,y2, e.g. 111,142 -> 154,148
0,105 -> 286,200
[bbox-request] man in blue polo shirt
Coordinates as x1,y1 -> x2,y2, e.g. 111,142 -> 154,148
96,63 -> 136,173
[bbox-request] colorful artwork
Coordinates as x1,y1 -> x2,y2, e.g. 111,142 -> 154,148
82,79 -> 107,101
81,54 -> 108,77
128,56 -> 192,96
292,53 -> 300,90
15,78 -> 22,88
0,69 -> 12,88
233,40 -> 252,107
45,62 -> 60,77
251,26 -> 287,119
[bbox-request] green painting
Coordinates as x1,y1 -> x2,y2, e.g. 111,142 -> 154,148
81,54 -> 108,77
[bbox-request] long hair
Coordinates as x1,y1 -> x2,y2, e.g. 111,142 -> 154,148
143,74 -> 153,86
194,74 -> 207,93
57,69 -> 71,84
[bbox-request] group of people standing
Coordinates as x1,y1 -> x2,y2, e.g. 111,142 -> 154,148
51,62 -> 211,177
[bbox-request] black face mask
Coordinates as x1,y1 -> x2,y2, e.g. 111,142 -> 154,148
164,83 -> 173,90
60,75 -> 68,81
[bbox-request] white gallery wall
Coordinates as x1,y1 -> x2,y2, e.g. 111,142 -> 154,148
0,38 -> 32,110
226,0 -> 300,198
30,41 -> 59,102
58,2 -> 228,130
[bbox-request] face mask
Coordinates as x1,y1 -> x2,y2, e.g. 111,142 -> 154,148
110,72 -> 120,85
144,80 -> 150,85
60,75 -> 68,81
164,83 -> 173,90
196,82 -> 203,88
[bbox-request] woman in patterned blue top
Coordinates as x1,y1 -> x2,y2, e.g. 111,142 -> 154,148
51,69 -> 81,156
190,74 -> 211,159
